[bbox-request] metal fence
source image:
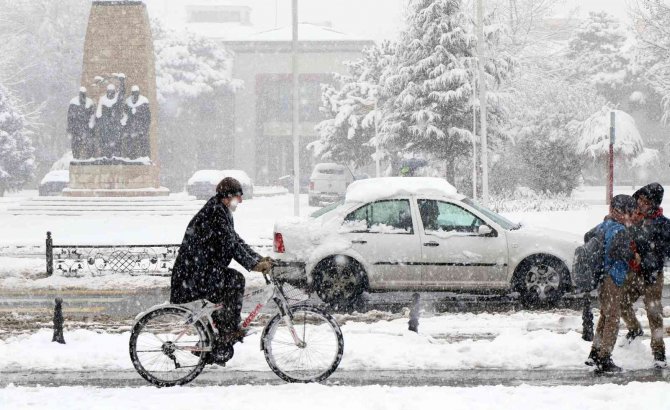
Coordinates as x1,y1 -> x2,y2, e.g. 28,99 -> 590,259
46,231 -> 180,277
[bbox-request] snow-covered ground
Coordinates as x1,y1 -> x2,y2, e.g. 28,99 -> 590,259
1,311 -> 666,372
2,382 -> 669,410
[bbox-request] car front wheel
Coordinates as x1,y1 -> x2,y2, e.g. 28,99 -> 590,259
515,256 -> 567,308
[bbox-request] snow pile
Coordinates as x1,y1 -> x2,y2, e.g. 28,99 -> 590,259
345,177 -> 460,204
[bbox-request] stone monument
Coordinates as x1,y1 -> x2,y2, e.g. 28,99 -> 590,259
64,0 -> 168,197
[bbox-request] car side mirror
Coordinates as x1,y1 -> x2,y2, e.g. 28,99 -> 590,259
478,225 -> 493,236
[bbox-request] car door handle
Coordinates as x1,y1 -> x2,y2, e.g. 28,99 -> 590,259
352,240 -> 367,244
423,242 -> 439,247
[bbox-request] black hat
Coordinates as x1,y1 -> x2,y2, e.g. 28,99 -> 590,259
216,177 -> 243,198
611,194 -> 636,213
633,183 -> 664,209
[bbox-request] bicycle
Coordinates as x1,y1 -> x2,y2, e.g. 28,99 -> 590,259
129,264 -> 344,387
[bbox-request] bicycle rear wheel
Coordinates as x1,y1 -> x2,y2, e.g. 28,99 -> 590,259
262,305 -> 344,383
129,307 -> 210,387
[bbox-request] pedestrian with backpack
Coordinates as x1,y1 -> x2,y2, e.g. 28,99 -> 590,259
620,183 -> 669,368
584,194 -> 636,373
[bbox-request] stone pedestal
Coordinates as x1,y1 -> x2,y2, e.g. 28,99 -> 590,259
65,0 -> 167,197
64,162 -> 168,197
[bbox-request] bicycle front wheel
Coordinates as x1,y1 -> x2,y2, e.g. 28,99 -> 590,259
129,307 -> 210,387
262,305 -> 344,383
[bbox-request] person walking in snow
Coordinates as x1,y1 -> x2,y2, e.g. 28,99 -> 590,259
170,177 -> 274,365
584,194 -> 636,373
620,183 -> 670,368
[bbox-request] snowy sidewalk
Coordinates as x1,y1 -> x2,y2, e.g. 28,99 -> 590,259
1,312 -> 667,373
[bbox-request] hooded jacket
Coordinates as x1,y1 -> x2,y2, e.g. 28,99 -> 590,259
631,183 -> 670,284
585,217 -> 633,286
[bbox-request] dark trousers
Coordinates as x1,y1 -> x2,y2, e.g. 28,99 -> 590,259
204,267 -> 246,340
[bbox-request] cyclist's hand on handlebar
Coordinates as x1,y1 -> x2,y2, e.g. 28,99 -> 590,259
252,259 -> 274,273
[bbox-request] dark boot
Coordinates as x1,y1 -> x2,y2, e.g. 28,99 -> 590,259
595,355 -> 622,373
653,350 -> 667,369
205,341 -> 234,366
585,347 -> 598,366
625,328 -> 643,344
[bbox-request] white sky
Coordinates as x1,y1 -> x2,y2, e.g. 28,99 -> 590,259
145,0 -> 659,42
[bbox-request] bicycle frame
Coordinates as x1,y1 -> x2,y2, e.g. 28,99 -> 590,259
174,274 -> 305,352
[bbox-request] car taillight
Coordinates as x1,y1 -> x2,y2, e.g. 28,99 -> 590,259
274,232 -> 285,253
309,181 -> 314,190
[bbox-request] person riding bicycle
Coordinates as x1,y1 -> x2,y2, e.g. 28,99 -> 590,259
170,177 -> 274,364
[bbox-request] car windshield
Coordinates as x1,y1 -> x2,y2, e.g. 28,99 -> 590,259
310,200 -> 345,218
462,198 -> 520,230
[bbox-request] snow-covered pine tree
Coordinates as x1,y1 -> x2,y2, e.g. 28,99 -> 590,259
0,85 -> 35,196
313,42 -> 394,167
565,12 -> 631,105
381,0 -> 511,183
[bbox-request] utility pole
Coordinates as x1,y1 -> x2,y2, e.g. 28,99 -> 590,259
375,99 -> 381,177
292,0 -> 300,216
472,94 -> 477,200
476,0 -> 489,206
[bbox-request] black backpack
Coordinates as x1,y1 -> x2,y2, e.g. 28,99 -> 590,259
572,227 -> 606,293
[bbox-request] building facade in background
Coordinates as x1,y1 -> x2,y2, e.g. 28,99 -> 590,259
153,0 -> 373,186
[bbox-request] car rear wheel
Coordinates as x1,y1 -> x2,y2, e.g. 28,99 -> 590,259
514,255 -> 568,308
312,256 -> 366,311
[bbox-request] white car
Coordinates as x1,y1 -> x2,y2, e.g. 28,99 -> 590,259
186,170 -> 254,200
274,177 -> 581,309
39,170 -> 70,196
308,163 -> 355,206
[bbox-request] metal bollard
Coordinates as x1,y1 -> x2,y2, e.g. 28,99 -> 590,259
408,293 -> 420,333
52,298 -> 65,344
581,295 -> 594,342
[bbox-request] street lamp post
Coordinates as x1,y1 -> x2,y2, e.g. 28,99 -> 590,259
291,0 -> 300,216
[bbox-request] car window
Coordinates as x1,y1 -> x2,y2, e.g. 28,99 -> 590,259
310,200 -> 344,218
418,199 -> 484,234
342,199 -> 413,234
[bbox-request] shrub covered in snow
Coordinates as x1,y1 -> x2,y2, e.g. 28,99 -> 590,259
490,188 -> 589,213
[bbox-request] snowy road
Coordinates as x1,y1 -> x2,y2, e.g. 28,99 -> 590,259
2,368 -> 669,388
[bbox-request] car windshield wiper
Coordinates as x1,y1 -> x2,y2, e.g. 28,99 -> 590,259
510,223 -> 522,230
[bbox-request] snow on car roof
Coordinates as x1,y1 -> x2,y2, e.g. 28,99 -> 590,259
187,169 -> 252,186
40,170 -> 70,184
345,177 -> 460,203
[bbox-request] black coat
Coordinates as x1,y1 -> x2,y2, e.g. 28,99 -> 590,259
170,197 -> 261,303
631,213 -> 670,284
